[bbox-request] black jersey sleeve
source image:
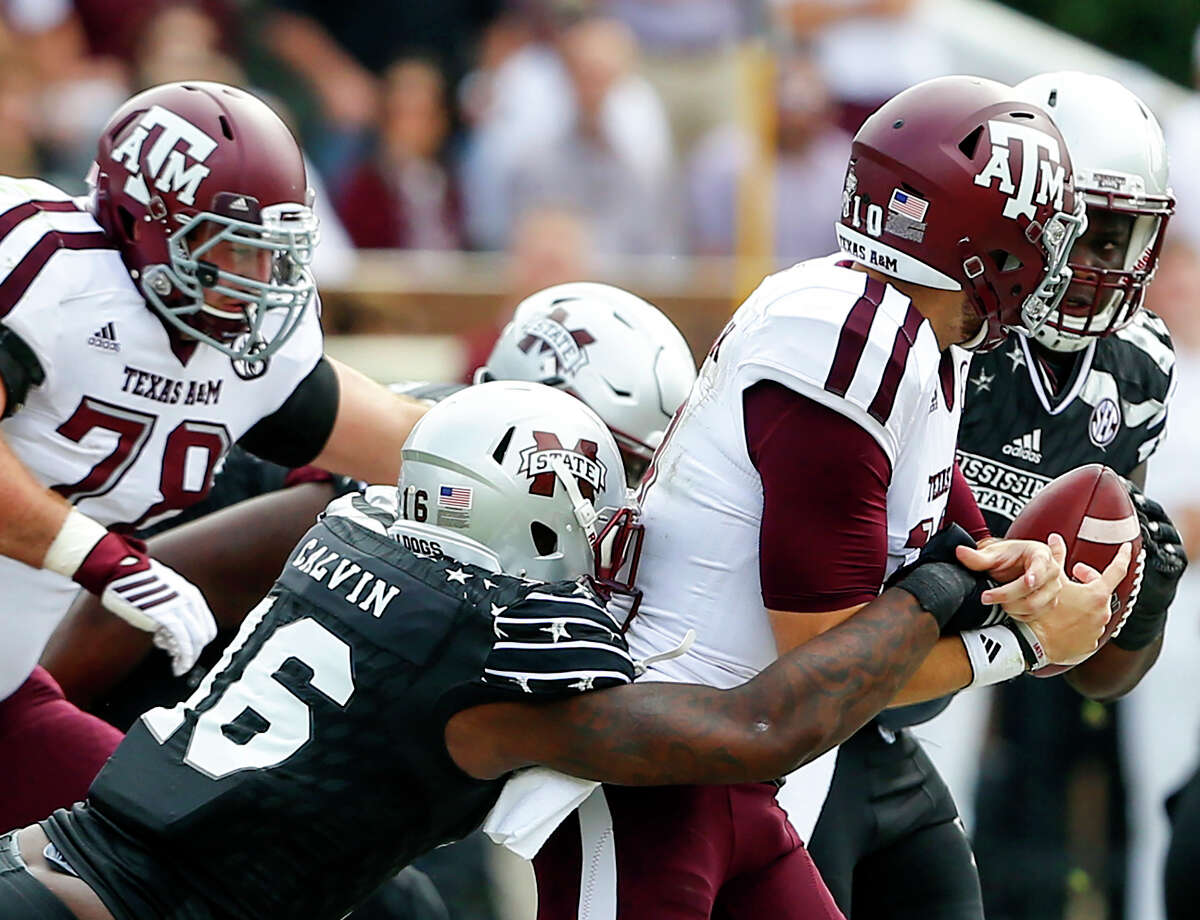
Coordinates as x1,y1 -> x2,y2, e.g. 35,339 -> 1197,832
1115,310 -> 1176,465
482,583 -> 634,695
239,356 -> 339,467
440,578 -> 635,719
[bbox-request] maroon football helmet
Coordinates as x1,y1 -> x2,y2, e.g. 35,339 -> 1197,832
89,82 -> 319,363
835,75 -> 1087,351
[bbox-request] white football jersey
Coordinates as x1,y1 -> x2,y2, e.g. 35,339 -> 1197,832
626,255 -> 970,688
0,177 -> 323,698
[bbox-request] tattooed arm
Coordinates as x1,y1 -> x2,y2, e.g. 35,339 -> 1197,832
445,585 -> 940,784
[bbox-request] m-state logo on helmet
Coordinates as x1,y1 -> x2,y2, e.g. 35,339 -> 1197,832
478,282 -> 697,484
1012,72 -> 1174,352
396,381 -> 642,593
835,75 -> 1088,352
88,81 -> 320,365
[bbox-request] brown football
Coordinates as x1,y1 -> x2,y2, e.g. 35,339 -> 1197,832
1004,464 -> 1144,677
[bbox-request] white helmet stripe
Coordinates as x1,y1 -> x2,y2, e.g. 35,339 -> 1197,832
835,224 -> 962,291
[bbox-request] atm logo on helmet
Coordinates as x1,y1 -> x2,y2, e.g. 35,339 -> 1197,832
109,105 -> 217,207
973,120 -> 1066,221
519,432 -> 608,501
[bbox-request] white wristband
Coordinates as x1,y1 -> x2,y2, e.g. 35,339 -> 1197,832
961,626 -> 1027,688
43,509 -> 109,577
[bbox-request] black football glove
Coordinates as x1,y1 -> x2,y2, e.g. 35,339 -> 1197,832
886,524 -> 995,632
1113,480 -> 1188,650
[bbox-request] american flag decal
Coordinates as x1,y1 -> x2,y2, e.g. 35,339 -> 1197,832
438,485 -> 473,509
888,189 -> 929,222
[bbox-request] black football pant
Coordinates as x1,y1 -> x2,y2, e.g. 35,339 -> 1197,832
807,723 -> 983,919
1165,764 -> 1200,920
972,676 -> 1127,920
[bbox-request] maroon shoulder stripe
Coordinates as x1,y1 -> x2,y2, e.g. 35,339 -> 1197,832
0,200 -> 82,241
866,301 -> 926,425
824,275 -> 885,398
0,230 -> 112,319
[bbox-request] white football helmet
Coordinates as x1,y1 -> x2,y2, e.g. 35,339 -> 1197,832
397,380 -> 638,584
476,283 -> 697,483
1014,72 -> 1174,352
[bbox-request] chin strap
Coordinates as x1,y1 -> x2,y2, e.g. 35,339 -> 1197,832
633,628 -> 696,678
547,455 -> 599,544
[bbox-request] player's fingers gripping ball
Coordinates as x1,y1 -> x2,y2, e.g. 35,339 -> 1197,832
1003,464 -> 1145,676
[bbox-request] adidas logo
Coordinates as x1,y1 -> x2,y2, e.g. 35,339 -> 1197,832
229,196 -> 249,211
1001,428 -> 1042,464
86,322 -> 120,353
981,634 -> 1002,663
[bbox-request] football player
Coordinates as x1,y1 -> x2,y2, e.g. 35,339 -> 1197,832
0,381 -> 999,920
41,281 -> 697,717
34,282 -> 695,920
912,72 -> 1187,920
0,81 -> 428,832
530,75 -> 1130,920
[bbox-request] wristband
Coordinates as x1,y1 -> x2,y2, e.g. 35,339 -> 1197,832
893,561 -> 979,630
961,626 -> 1027,688
1007,619 -> 1051,670
42,509 -> 109,578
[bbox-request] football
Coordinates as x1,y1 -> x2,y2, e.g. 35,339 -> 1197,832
1004,464 -> 1145,677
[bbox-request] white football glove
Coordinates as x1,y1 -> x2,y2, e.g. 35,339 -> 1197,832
100,559 -> 218,676
44,511 -> 218,677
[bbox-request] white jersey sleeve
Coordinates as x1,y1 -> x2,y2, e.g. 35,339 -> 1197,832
0,178 -> 113,379
729,256 -> 943,465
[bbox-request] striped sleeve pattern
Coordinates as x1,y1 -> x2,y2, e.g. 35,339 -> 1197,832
483,583 -> 635,696
1114,311 -> 1175,464
0,192 -> 111,319
736,265 -> 937,464
320,489 -> 397,534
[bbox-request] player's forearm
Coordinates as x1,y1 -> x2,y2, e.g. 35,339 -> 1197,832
505,587 -> 940,785
311,359 -> 427,485
0,434 -> 72,568
886,635 -> 973,706
1064,633 -> 1162,701
44,482 -> 335,704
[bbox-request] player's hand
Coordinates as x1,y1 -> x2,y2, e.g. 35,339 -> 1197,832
1010,542 -> 1130,668
75,532 -> 218,676
956,535 -> 1066,617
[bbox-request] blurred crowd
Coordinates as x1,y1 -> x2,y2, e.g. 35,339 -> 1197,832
8,3 -> 1200,920
0,0 -> 961,289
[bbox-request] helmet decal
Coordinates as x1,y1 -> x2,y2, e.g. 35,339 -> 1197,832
972,120 -> 1066,220
517,306 -> 596,377
109,105 -> 217,207
884,189 -> 929,242
519,432 -> 607,500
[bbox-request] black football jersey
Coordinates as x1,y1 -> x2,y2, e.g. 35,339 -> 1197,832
44,494 -> 634,920
958,311 -> 1175,537
878,312 -> 1174,731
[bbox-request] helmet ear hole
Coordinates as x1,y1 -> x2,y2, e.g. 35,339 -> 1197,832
989,250 -> 1023,273
531,521 -> 558,556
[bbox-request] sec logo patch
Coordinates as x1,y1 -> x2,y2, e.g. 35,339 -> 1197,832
1089,397 -> 1120,448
